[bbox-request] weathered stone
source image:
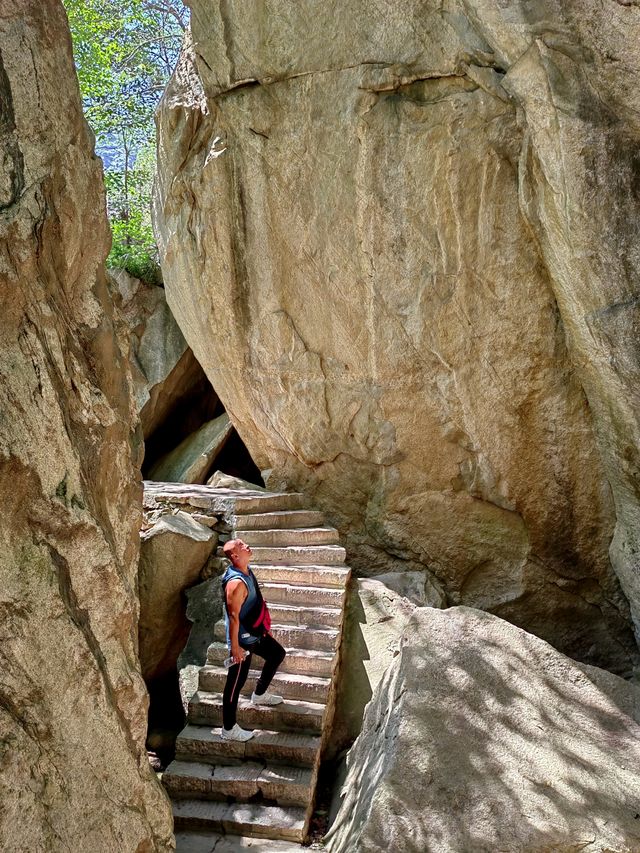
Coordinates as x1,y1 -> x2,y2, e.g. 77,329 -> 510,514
149,413 -> 233,484
111,267 -> 221,453
207,471 -> 266,491
332,578 -> 442,751
575,662 -> 640,726
112,269 -> 185,416
372,571 -> 447,608
153,4 -> 640,673
326,606 -> 640,853
139,511 -> 218,682
0,2 -> 174,849
179,577 -> 225,670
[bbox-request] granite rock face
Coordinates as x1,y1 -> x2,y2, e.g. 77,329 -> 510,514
332,577 -> 444,751
326,607 -> 640,853
154,3 -> 640,672
112,268 -> 188,432
112,267 -> 218,445
0,1 -> 174,850
139,511 -> 218,682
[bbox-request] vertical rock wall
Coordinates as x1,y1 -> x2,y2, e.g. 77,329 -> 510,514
0,2 -> 174,850
154,1 -> 640,673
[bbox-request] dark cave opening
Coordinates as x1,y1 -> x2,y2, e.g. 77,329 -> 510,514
141,351 -> 263,487
141,350 -> 264,767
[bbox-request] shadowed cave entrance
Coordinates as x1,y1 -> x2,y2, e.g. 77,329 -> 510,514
140,349 -> 263,766
141,354 -> 262,485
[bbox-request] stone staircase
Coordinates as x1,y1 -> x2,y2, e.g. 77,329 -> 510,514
162,487 -> 351,850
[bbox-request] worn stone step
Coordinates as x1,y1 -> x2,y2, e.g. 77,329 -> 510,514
175,725 -> 320,768
199,666 -> 331,704
233,509 -> 326,531
269,602 -> 343,629
172,799 -> 306,842
189,692 -> 325,734
164,760 -> 313,808
207,642 -> 336,678
236,527 -> 340,547
175,830 -> 306,852
213,620 -> 339,653
254,564 -> 350,588
233,494 -> 307,515
243,545 -> 346,566
260,582 -> 346,608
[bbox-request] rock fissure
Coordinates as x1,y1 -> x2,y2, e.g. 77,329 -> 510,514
43,541 -> 143,755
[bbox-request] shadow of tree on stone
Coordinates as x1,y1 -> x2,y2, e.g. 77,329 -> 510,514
325,606 -> 640,853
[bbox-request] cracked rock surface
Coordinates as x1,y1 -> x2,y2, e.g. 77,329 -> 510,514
326,607 -> 640,853
153,1 -> 640,674
0,2 -> 174,850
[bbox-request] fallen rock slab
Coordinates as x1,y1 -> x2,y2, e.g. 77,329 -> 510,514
149,413 -> 233,484
206,470 -> 266,491
326,606 -> 640,853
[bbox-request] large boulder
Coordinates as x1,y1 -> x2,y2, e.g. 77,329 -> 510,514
112,268 -> 190,431
326,607 -> 640,853
332,576 -> 444,751
111,268 -> 220,467
0,2 -> 173,850
139,511 -> 218,682
153,2 -> 640,673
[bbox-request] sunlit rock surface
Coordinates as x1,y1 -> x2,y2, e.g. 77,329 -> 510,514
326,607 -> 640,853
332,577 -> 444,751
154,2 -> 640,673
0,1 -> 174,850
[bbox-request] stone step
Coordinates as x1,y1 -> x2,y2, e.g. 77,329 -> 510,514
199,666 -> 331,704
260,582 -> 346,608
233,509 -> 326,531
175,831 -> 305,852
175,725 -> 320,768
254,564 -> 350,588
164,760 -> 313,808
236,527 -> 340,547
233,494 -> 307,515
269,602 -> 343,629
213,620 -> 339,653
207,642 -> 336,678
189,692 -> 326,734
172,799 -> 306,842
243,545 -> 346,566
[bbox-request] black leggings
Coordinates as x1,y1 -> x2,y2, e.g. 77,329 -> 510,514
222,634 -> 286,730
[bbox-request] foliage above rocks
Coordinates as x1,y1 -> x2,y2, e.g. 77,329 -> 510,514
64,0 -> 187,281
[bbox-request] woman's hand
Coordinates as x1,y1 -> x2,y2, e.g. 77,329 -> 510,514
231,643 -> 245,665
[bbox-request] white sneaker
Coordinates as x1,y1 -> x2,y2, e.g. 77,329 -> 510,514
218,724 -> 254,742
251,691 -> 283,706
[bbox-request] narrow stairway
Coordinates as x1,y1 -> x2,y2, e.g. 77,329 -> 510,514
162,486 -> 351,850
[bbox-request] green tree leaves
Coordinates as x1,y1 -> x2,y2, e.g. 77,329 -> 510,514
64,0 -> 187,282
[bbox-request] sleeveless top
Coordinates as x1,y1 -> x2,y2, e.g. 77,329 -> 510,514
222,565 -> 260,648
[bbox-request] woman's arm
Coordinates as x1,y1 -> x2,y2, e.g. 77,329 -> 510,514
226,579 -> 248,663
